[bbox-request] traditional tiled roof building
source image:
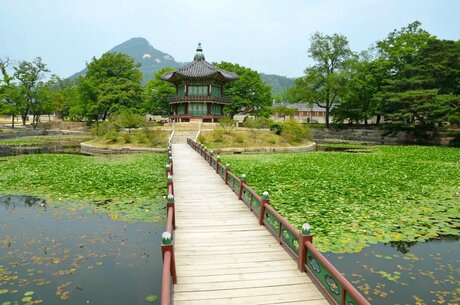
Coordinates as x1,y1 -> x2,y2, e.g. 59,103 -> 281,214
161,43 -> 238,123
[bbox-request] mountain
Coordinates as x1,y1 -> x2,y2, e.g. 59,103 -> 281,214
69,37 -> 296,93
68,37 -> 183,83
260,73 -> 295,94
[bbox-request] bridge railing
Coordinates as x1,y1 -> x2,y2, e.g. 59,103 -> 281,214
160,144 -> 177,305
187,139 -> 370,305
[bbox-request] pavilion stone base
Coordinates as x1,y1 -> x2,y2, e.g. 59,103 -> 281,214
189,118 -> 203,124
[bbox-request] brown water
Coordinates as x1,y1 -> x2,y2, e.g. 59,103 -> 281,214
325,239 -> 460,304
0,195 -> 163,304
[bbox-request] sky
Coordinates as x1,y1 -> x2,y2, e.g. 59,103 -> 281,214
1,0 -> 459,79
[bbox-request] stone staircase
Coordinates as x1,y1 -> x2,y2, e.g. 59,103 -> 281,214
170,131 -> 198,144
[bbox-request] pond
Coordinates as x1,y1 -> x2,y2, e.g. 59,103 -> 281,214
325,239 -> 460,304
0,195 -> 164,305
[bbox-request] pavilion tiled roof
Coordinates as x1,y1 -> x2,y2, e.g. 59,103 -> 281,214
161,43 -> 238,82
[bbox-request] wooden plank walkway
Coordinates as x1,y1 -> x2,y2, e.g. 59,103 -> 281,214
171,143 -> 328,305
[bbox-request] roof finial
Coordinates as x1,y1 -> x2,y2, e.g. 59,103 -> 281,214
194,42 -> 205,61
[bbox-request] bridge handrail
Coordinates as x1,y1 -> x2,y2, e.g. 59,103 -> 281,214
186,138 -> 371,305
161,143 -> 177,305
304,241 -> 370,305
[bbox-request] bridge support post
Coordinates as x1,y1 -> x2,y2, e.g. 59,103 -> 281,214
259,191 -> 269,225
298,223 -> 313,272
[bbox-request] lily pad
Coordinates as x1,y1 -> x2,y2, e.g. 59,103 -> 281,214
2,302 -> 12,305
24,291 -> 34,296
21,297 -> 32,302
222,146 -> 460,253
145,295 -> 158,302
0,289 -> 8,295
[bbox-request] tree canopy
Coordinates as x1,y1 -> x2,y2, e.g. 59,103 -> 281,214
143,67 -> 175,115
77,53 -> 143,121
291,32 -> 354,127
291,21 -> 460,130
213,62 -> 272,117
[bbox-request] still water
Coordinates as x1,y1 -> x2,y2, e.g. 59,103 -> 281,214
0,195 -> 163,305
326,239 -> 460,304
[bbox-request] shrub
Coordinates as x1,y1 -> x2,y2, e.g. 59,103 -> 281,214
235,134 -> 245,143
37,121 -> 52,131
218,118 -> 235,134
281,119 -> 312,143
212,127 -> 224,142
121,133 -> 132,144
197,134 -> 207,144
270,123 -> 283,135
267,136 -> 277,145
146,128 -> 164,147
104,130 -> 119,143
243,117 -> 273,129
134,130 -> 147,144
91,121 -> 116,137
112,110 -> 145,133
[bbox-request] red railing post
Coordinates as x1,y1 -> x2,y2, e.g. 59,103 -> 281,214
161,234 -> 177,284
167,174 -> 174,196
238,174 -> 246,200
168,156 -> 173,175
167,194 -> 175,230
259,191 -> 269,225
160,249 -> 171,305
225,163 -> 230,184
298,223 -> 313,272
165,164 -> 171,177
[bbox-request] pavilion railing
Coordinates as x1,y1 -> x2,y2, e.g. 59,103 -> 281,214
186,138 -> 370,305
160,143 -> 177,305
168,95 -> 231,104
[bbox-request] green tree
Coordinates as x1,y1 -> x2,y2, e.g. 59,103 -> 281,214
13,57 -> 50,128
373,21 -> 459,128
213,62 -> 272,117
332,50 -> 385,125
272,105 -> 296,121
78,53 -> 143,121
0,57 -> 20,128
294,32 -> 354,128
143,67 -> 175,115
43,75 -> 81,120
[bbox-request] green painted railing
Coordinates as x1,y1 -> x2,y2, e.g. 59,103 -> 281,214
186,138 -> 371,305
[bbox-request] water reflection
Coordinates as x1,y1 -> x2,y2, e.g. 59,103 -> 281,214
325,239 -> 460,304
0,195 -> 163,305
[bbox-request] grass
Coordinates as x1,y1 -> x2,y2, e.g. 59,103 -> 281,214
0,135 -> 94,145
89,129 -> 169,148
0,153 -> 168,222
220,145 -> 460,253
198,129 -> 312,149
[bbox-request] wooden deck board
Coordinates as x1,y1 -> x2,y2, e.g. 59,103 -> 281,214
171,143 -> 327,304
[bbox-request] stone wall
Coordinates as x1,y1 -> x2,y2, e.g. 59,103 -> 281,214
311,128 -> 455,146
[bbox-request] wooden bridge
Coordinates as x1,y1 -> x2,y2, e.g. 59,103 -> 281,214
160,141 -> 370,305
